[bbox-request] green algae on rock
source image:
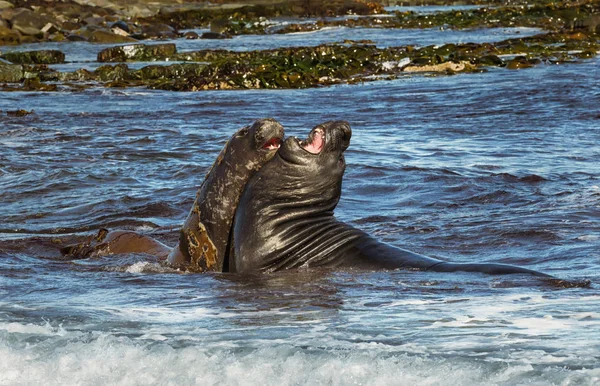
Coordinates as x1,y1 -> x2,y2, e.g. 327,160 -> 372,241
1,50 -> 65,64
6,109 -> 34,116
0,63 -> 24,82
2,29 -> 598,92
97,43 -> 177,62
276,1 -> 600,34
141,0 -> 384,30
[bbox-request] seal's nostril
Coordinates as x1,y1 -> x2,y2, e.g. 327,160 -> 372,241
337,121 -> 352,151
342,124 -> 352,142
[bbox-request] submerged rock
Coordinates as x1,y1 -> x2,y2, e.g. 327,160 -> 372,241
1,50 -> 65,65
0,63 -> 23,82
6,109 -> 33,116
201,32 -> 229,39
97,43 -> 177,62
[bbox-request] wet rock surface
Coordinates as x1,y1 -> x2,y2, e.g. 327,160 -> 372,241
97,43 -> 177,62
89,30 -> 138,44
1,49 -> 65,64
0,0 -> 598,91
0,62 -> 23,82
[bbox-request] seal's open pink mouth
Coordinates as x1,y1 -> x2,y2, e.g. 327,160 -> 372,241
262,137 -> 282,150
301,127 -> 324,154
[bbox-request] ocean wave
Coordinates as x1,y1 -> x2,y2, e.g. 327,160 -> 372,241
1,331 -> 599,386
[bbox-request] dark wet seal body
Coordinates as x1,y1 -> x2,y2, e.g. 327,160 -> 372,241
62,119 -> 284,272
167,118 -> 284,271
229,121 -> 551,277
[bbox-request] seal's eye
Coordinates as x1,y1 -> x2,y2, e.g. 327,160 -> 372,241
238,127 -> 249,137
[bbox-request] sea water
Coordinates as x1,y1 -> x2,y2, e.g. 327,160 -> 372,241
1,23 -> 599,386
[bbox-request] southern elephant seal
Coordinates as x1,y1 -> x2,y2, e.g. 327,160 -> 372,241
229,120 -> 550,277
62,118 -> 284,273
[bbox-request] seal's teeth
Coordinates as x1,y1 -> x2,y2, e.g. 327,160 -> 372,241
262,137 -> 282,150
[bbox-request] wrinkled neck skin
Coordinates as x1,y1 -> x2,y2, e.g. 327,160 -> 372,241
168,138 -> 267,272
230,149 -> 438,273
230,143 -> 359,273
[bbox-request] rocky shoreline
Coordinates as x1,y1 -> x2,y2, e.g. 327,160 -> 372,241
0,0 -> 598,92
0,0 -> 385,46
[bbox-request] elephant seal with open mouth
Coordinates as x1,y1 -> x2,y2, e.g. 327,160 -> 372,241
62,118 -> 284,273
229,120 -> 550,277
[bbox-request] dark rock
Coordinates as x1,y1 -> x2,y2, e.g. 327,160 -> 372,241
83,17 -> 105,27
49,33 -> 66,42
135,24 -> 177,40
410,55 -> 442,66
0,1 -> 13,11
97,43 -> 177,62
75,25 -> 102,40
210,18 -> 231,34
94,63 -> 130,82
10,8 -> 54,36
201,32 -> 230,39
0,25 -> 20,45
135,63 -> 206,80
0,63 -> 23,82
136,64 -> 169,80
0,7 -> 15,21
477,55 -> 504,66
66,34 -> 88,42
59,69 -> 94,82
6,109 -> 33,117
23,77 -> 57,92
575,50 -> 597,59
506,56 -> 538,70
61,21 -> 82,31
184,31 -> 199,40
1,50 -> 65,65
89,30 -> 138,44
111,20 -> 130,34
572,14 -> 600,33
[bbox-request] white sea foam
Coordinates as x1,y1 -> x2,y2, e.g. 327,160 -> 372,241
0,321 -> 66,336
2,330 -> 599,386
124,261 -> 162,273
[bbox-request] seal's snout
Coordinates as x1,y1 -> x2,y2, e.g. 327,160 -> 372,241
324,120 -> 351,152
337,121 -> 352,152
252,118 -> 285,151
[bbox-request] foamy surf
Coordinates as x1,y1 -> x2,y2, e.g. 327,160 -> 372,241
2,327 -> 599,386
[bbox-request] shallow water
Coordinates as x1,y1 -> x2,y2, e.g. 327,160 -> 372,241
2,26 -> 541,68
1,23 -> 600,385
